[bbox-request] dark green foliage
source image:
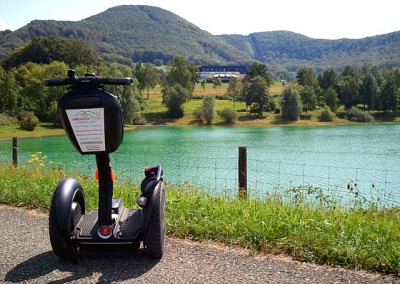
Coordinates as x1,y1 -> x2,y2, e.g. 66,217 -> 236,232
220,30 -> 400,75
162,84 -> 190,118
300,86 -> 317,113
18,111 -> 39,131
296,67 -> 317,88
1,37 -> 101,70
378,77 -> 399,112
345,107 -> 374,122
281,86 -> 302,120
218,107 -> 238,124
339,66 -> 360,109
324,87 -> 339,112
161,57 -> 196,118
359,72 -> 379,110
242,76 -> 271,115
319,107 -> 335,122
244,62 -> 273,86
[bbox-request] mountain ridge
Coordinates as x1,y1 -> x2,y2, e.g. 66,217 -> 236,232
1,5 -> 399,78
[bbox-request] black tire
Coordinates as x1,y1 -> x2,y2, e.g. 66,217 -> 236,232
145,182 -> 166,259
49,194 -> 82,260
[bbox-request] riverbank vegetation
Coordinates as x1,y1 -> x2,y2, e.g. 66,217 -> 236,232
0,163 -> 398,275
1,37 -> 400,134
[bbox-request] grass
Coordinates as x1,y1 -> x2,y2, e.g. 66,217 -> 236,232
0,162 -> 398,275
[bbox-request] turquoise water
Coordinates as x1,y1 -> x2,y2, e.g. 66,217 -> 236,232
1,124 -> 399,207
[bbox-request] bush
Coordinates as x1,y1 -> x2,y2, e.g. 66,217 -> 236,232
319,107 -> 336,122
218,107 -> 238,124
193,107 -> 204,124
18,112 -> 39,131
345,107 -> 374,122
0,113 -> 18,126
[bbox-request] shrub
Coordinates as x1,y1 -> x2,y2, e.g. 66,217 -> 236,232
345,107 -> 374,122
0,113 -> 18,126
18,112 -> 39,131
319,107 -> 336,122
218,107 -> 238,124
193,107 -> 204,124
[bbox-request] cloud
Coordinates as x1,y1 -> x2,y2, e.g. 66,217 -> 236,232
0,17 -> 15,31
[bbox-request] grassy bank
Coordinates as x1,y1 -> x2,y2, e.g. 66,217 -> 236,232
0,164 -> 398,275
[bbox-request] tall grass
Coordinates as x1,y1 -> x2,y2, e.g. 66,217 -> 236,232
0,163 -> 398,275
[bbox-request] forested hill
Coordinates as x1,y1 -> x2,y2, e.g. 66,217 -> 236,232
218,31 -> 400,74
1,4 -> 400,77
0,5 -> 252,66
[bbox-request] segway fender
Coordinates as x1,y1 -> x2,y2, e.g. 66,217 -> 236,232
54,178 -> 85,235
142,180 -> 164,233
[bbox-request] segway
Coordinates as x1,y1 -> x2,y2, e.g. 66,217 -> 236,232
45,70 -> 166,261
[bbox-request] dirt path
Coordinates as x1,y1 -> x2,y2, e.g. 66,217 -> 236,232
1,205 -> 398,283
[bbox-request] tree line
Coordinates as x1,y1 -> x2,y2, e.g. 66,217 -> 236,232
223,63 -> 400,122
1,36 -> 400,129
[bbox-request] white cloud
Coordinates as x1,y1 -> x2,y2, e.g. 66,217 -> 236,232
0,17 -> 15,31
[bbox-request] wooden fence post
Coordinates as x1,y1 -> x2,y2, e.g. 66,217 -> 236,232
238,146 -> 247,199
12,137 -> 18,166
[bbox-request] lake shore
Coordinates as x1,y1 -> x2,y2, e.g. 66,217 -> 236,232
1,118 -> 399,139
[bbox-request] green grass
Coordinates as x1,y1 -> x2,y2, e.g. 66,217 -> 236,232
0,163 -> 398,275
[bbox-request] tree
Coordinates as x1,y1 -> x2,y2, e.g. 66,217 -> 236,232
378,77 -> 398,113
162,56 -> 196,92
281,86 -> 302,121
296,67 -> 317,88
212,78 -> 222,95
359,72 -> 379,110
0,67 -> 20,114
135,62 -> 159,99
162,84 -> 191,118
340,74 -> 360,109
324,87 -> 339,112
340,65 -> 360,109
300,86 -> 317,113
318,68 -> 339,92
161,56 -> 196,118
17,62 -> 47,119
226,77 -> 241,109
106,63 -> 145,124
242,76 -> 270,116
200,95 -> 216,125
143,63 -> 159,99
244,62 -> 273,86
1,37 -> 101,70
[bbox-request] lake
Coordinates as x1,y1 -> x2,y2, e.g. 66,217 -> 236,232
1,124 -> 399,207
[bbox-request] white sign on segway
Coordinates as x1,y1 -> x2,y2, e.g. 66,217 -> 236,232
66,108 -> 106,152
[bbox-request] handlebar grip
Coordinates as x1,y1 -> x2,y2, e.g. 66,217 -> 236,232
105,78 -> 134,85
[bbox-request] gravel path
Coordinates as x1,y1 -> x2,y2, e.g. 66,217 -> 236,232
0,205 -> 398,284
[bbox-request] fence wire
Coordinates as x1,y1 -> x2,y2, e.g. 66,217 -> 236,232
0,137 -> 398,208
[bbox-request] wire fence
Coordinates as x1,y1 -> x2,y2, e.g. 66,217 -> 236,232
0,137 -> 399,209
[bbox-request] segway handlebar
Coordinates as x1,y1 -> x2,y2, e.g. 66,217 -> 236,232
44,69 -> 133,87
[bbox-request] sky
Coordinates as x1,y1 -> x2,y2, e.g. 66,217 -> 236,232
0,0 -> 399,40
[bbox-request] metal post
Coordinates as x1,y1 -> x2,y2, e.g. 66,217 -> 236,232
12,137 -> 17,166
96,153 -> 113,226
238,146 -> 247,199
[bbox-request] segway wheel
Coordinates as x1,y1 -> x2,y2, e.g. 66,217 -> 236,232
49,195 -> 82,260
145,183 -> 166,259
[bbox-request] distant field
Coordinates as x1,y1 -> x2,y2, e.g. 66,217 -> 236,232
145,82 -> 285,96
